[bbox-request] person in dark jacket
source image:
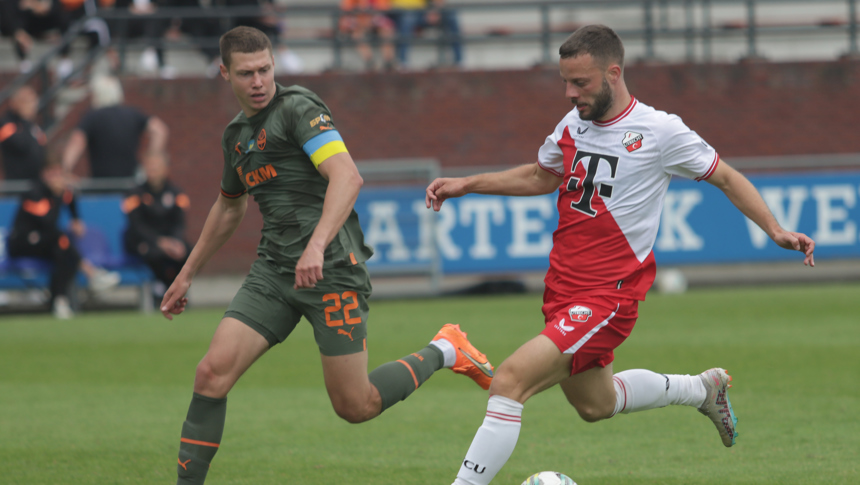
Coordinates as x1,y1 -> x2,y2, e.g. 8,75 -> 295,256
122,151 -> 191,297
6,162 -> 120,318
0,85 -> 47,181
61,75 -> 169,179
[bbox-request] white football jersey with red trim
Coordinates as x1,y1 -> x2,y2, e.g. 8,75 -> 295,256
537,97 -> 719,300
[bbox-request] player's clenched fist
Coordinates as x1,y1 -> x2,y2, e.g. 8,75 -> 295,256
294,244 -> 324,289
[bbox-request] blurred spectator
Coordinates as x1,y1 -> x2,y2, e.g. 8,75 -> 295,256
62,75 -> 169,178
59,0 -> 111,34
164,0 -> 302,77
229,0 -> 304,76
0,0 -> 109,79
6,162 -> 120,319
167,0 -> 221,74
226,0 -> 303,75
0,85 -> 47,181
122,151 -> 191,301
107,0 -> 175,78
225,0 -> 277,38
0,0 -> 69,74
58,0 -> 113,73
388,0 -> 461,68
339,0 -> 396,71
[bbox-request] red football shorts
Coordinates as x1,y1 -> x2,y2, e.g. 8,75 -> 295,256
540,287 -> 640,375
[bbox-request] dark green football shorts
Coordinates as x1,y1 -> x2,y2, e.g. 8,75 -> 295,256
224,258 -> 372,356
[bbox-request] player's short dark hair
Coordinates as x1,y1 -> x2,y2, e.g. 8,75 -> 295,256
219,26 -> 273,69
559,24 -> 625,68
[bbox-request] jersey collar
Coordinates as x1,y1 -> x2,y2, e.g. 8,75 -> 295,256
592,96 -> 637,127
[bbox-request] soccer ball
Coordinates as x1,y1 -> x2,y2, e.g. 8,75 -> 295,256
521,471 -> 577,485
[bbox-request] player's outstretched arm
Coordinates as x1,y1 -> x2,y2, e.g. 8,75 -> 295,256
425,162 -> 561,211
707,159 -> 815,267
161,193 -> 249,319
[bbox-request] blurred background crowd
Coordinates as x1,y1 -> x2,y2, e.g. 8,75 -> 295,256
0,0 -> 469,80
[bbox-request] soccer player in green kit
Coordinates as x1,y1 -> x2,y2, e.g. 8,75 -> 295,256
159,26 -> 495,484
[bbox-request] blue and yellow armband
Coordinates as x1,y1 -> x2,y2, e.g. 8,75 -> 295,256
302,131 -> 348,168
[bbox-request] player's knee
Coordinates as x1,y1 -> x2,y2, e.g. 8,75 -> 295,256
331,400 -> 374,424
575,404 -> 613,423
193,359 -> 229,397
194,360 -> 215,384
487,364 -> 526,402
333,407 -> 367,424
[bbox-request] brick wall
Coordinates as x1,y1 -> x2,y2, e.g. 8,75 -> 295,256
67,60 -> 860,274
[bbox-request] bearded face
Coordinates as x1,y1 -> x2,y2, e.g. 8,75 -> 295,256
575,76 -> 613,121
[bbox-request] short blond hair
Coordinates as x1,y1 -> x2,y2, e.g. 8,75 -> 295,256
90,75 -> 124,108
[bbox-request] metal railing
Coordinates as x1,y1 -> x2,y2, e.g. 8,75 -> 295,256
0,17 -> 107,131
0,177 -> 139,196
92,0 -> 859,70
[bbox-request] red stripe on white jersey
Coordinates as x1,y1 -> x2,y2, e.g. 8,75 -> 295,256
486,411 -> 521,423
592,97 -> 637,127
695,152 -> 720,181
537,159 -> 563,177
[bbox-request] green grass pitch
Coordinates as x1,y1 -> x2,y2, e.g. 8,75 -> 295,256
1,283 -> 858,484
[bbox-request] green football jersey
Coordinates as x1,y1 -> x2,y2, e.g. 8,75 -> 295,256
220,84 -> 373,273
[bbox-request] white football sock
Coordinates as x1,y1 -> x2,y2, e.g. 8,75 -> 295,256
612,369 -> 706,416
452,395 -> 523,485
429,338 -> 457,368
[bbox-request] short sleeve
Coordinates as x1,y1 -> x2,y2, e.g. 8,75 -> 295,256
220,142 -> 246,198
131,107 -> 150,135
289,95 -> 349,168
77,110 -> 94,135
657,115 -> 719,181
536,119 -> 567,177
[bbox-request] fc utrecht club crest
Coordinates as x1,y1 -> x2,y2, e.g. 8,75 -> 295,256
568,305 -> 592,323
622,131 -> 643,152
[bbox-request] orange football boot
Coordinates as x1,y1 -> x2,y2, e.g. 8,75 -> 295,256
433,323 -> 494,390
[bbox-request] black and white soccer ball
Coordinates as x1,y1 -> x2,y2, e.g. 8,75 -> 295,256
521,471 -> 578,485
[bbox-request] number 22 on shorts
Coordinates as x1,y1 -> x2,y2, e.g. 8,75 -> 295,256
322,291 -> 362,326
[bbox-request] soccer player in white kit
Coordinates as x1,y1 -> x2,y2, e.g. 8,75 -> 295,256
424,24 -> 816,485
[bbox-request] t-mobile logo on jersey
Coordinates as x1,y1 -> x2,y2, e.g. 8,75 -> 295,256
566,150 -> 619,217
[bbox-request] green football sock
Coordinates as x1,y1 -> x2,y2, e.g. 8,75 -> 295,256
368,345 -> 445,412
177,393 -> 227,485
